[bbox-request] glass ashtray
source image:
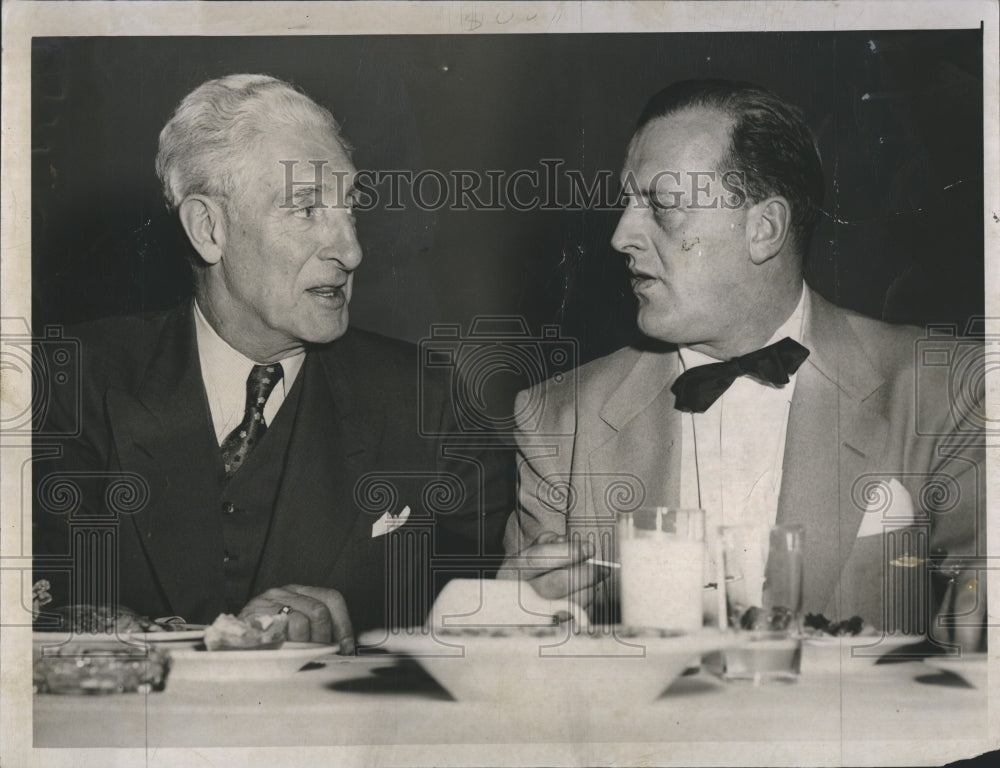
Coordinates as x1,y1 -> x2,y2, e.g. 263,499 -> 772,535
33,640 -> 170,694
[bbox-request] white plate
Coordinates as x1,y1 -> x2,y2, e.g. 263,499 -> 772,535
166,641 -> 335,681
359,628 -> 731,704
802,633 -> 935,674
126,627 -> 206,643
802,631 -> 899,647
33,625 -> 206,643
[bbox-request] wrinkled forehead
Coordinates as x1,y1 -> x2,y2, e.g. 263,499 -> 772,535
243,124 -> 357,200
622,108 -> 734,183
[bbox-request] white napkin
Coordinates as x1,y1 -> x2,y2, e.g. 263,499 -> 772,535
856,479 -> 918,537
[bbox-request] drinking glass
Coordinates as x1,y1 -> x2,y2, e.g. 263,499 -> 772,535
718,524 -> 804,682
616,507 -> 705,634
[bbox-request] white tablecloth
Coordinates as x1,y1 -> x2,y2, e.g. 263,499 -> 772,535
30,640 -> 994,767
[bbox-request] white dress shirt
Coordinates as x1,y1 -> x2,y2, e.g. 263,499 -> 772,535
193,301 -> 306,445
678,287 -> 808,611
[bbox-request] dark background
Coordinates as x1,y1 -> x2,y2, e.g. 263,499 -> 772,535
33,31 -> 984,371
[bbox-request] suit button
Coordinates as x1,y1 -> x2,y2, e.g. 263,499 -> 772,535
222,502 -> 236,515
223,552 -> 238,564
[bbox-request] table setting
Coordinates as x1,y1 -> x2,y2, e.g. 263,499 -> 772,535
31,510 -> 992,765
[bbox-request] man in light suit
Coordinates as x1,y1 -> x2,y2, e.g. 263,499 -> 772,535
503,80 -> 985,639
33,75 -> 511,649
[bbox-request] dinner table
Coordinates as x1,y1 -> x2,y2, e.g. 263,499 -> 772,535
29,629 -> 995,768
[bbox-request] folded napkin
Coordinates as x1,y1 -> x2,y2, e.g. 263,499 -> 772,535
856,478 -> 920,538
371,505 -> 411,538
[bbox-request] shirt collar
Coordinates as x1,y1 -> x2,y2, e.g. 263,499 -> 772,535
192,300 -> 305,388
679,284 -> 808,371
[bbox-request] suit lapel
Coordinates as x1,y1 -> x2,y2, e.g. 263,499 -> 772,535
105,304 -> 226,618
585,293 -> 891,617
254,337 -> 385,590
776,290 -> 889,613
588,350 -> 681,544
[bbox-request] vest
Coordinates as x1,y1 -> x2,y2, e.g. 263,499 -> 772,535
216,370 -> 305,614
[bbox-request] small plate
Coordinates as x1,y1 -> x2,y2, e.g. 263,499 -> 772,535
803,633 -> 935,674
802,631 -> 886,646
126,626 -> 206,643
166,641 -> 335,681
33,625 -> 206,644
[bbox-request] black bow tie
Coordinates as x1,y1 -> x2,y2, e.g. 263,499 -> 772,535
670,337 -> 810,413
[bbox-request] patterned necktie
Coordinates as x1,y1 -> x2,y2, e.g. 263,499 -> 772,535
221,363 -> 284,477
670,337 -> 809,414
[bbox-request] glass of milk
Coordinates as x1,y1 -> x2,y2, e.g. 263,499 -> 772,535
616,507 -> 705,633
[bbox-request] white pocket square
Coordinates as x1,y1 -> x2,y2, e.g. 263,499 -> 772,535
856,479 -> 919,538
371,505 -> 411,538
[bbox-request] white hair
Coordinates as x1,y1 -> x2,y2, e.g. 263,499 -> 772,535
155,74 -> 349,211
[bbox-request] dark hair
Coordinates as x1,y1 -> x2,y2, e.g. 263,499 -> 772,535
636,79 -> 824,252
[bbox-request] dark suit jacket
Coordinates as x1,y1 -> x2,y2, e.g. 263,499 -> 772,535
503,288 -> 985,630
33,303 -> 512,630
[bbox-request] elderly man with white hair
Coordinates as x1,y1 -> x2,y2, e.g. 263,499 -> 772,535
33,74 -> 511,652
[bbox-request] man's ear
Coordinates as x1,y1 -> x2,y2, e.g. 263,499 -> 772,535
747,196 -> 790,265
178,195 -> 227,265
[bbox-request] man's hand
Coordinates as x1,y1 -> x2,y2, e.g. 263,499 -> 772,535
504,531 -> 609,608
240,584 -> 355,654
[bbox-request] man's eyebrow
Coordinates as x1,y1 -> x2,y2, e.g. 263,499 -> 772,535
279,179 -> 358,208
618,185 -> 652,199
289,185 -> 324,204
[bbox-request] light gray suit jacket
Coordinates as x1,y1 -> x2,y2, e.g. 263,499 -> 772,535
504,288 -> 985,630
